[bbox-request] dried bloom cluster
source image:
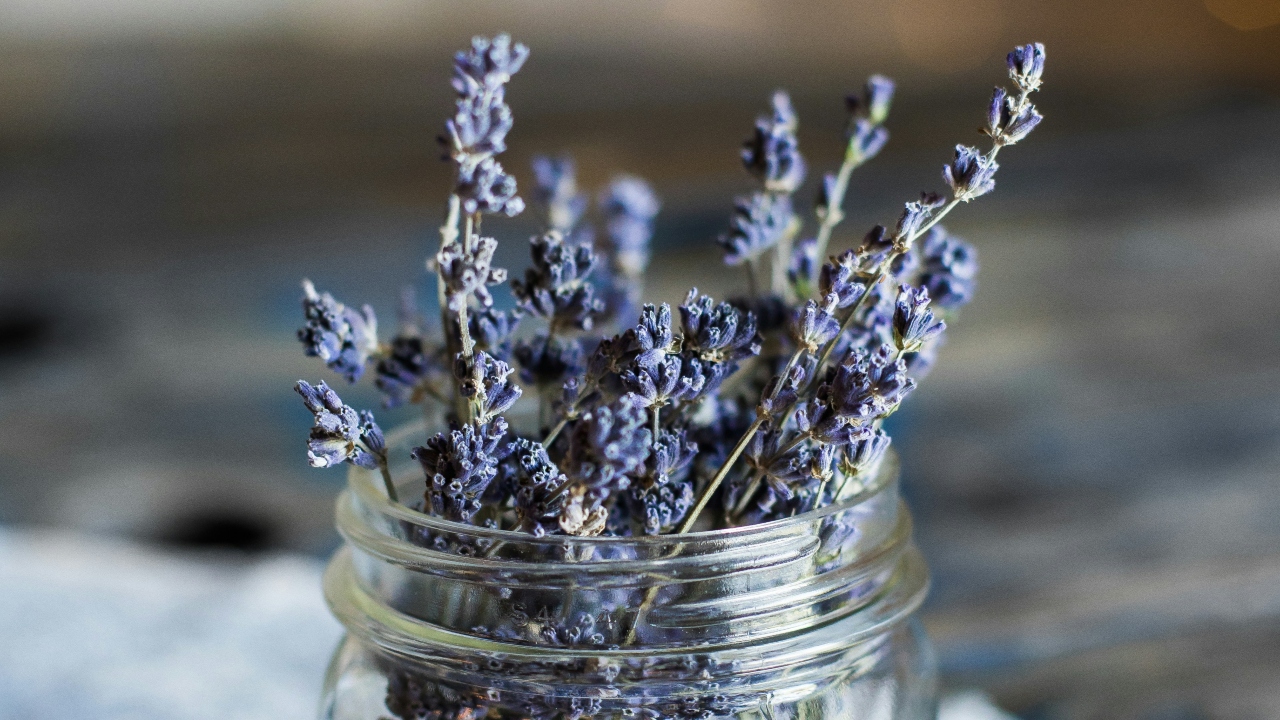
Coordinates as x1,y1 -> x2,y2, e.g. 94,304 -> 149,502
292,32 -> 1044,531
290,36 -> 1046,716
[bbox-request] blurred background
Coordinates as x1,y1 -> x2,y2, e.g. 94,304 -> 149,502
3,0 -> 1280,717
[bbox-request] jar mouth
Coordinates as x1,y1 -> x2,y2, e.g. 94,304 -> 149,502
346,419 -> 901,553
324,543 -> 930,670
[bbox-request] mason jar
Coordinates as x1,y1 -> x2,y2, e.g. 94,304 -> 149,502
320,422 -> 937,719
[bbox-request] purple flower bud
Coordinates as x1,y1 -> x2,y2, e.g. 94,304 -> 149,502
895,193 -> 946,239
375,335 -> 435,408
1007,42 -> 1045,90
892,285 -> 946,354
788,237 -> 819,296
865,75 -> 896,125
680,289 -> 762,368
742,91 -> 806,194
468,307 -> 522,360
412,417 -> 511,523
436,234 -> 506,312
298,280 -> 378,383
531,155 -> 587,233
514,333 -> 584,387
920,227 -> 979,309
850,119 -> 889,161
454,350 -> 522,421
985,87 -> 1007,138
789,295 -> 842,352
719,192 -> 795,266
1003,104 -> 1043,144
820,348 -> 916,428
621,353 -> 708,408
943,145 -> 998,201
511,230 -> 603,332
630,428 -> 697,535
601,175 -> 660,278
560,394 -> 652,534
511,438 -> 569,537
758,362 -> 806,419
841,427 -> 891,478
456,156 -> 524,217
819,249 -> 869,309
452,34 -> 529,94
294,380 -> 383,470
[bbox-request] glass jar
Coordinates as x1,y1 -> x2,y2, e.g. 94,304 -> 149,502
320,422 -> 937,719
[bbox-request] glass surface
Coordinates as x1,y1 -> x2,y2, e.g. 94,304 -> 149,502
320,422 -> 937,719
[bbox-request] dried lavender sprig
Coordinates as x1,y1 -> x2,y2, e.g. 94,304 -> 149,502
808,43 -> 1044,386
719,92 -> 805,297
298,280 -> 379,383
295,380 -> 396,501
808,75 -> 895,290
682,43 -> 1044,538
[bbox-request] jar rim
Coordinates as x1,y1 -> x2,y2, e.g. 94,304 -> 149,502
348,420 -> 900,549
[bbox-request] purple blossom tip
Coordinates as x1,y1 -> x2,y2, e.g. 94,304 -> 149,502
297,280 -> 378,383
1007,43 -> 1045,90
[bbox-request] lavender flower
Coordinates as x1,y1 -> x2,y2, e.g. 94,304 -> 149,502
631,429 -> 697,535
469,306 -> 522,360
514,333 -> 585,387
823,349 -> 916,426
944,145 -> 999,202
818,250 -> 869,309
840,427 -> 891,478
436,234 -> 507,311
621,303 -> 676,371
511,230 -> 604,332
766,443 -> 837,504
895,192 -> 946,240
511,438 -> 569,537
719,192 -> 795,266
456,157 -> 525,217
742,91 -> 805,194
621,353 -> 709,409
560,394 -> 651,536
680,290 -> 762,394
1007,42 -> 1046,91
532,155 -> 588,234
294,380 -> 384,470
789,295 -> 843,352
920,227 -> 979,309
847,74 -> 896,127
601,175 -> 661,278
298,280 -> 378,383
986,87 -> 1043,146
788,236 -> 819,297
892,285 -> 945,354
452,33 -> 529,93
679,289 -> 761,366
454,350 -> 522,422
412,417 -> 510,523
445,34 -> 527,169
375,335 -> 434,408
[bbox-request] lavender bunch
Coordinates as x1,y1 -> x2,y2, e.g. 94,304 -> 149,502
290,32 -> 1044,532
289,40 -> 1045,681
283,34 -> 1046,720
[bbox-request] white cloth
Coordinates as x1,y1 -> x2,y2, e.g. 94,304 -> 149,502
0,527 -> 343,720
